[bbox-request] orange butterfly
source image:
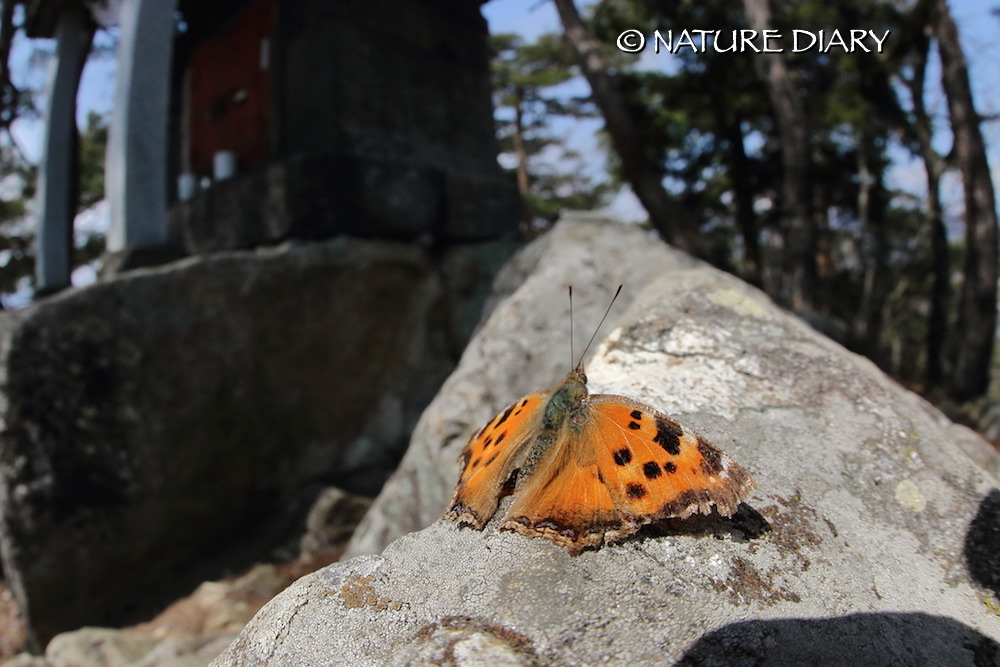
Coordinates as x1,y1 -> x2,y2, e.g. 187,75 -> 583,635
446,287 -> 756,555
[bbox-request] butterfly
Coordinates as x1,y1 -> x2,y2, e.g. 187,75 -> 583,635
445,287 -> 756,555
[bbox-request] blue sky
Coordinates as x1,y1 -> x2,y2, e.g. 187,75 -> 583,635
484,0 -> 565,40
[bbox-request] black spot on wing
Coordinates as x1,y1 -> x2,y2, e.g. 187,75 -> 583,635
613,448 -> 633,466
495,432 -> 507,446
653,417 -> 683,456
628,421 -> 641,430
642,461 -> 661,479
495,404 -> 516,428
630,409 -> 643,420
626,483 -> 647,499
663,461 -> 677,474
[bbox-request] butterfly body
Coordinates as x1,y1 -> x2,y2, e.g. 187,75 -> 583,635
446,367 -> 755,554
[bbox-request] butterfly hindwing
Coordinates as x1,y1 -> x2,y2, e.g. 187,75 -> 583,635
501,428 -> 624,554
587,395 -> 755,523
446,392 -> 548,528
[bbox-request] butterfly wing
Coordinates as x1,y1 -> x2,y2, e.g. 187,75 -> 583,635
500,394 -> 755,554
446,392 -> 548,528
586,395 -> 755,524
500,444 -> 626,554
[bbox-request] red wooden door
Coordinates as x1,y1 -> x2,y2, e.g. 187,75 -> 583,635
187,0 -> 273,177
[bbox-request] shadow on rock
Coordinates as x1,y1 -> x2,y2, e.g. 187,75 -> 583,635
647,503 -> 772,543
595,503 -> 770,554
676,612 -> 1000,666
964,488 -> 1000,597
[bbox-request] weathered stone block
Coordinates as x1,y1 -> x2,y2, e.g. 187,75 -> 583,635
168,151 -> 516,253
443,170 -> 521,242
281,155 -> 445,240
0,234 -> 517,647
275,0 -> 497,169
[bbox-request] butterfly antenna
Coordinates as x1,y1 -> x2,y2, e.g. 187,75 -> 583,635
568,284 -> 575,371
575,284 -> 623,371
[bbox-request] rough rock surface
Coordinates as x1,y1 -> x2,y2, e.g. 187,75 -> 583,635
345,214 -> 702,557
0,235 -> 515,647
215,218 -> 1000,665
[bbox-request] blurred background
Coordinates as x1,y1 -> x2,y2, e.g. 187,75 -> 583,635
1,0 -> 998,402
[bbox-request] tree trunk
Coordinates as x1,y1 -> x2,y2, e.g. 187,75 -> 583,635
925,164 -> 950,387
932,0 -> 998,399
550,0 -> 698,254
511,86 -> 530,197
742,0 -> 816,312
905,21 -> 950,388
0,0 -> 19,131
723,115 -> 762,286
811,173 -> 832,314
853,136 -> 889,358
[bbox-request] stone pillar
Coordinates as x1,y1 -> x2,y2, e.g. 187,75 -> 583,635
105,0 -> 177,251
35,8 -> 94,293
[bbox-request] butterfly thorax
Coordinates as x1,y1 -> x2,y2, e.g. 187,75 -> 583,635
542,368 -> 589,430
514,369 -> 589,479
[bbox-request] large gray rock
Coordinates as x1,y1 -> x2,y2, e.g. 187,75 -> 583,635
214,220 -> 1000,665
0,235 -> 515,647
345,214 -> 702,557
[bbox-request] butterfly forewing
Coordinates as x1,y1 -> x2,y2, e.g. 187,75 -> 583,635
586,395 -> 755,522
446,392 -> 549,528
